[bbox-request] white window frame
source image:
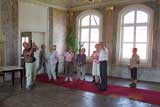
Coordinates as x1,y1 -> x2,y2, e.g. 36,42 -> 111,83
116,5 -> 153,67
76,10 -> 103,56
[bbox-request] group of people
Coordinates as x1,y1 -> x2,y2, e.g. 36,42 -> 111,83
23,42 -> 59,89
23,41 -> 140,90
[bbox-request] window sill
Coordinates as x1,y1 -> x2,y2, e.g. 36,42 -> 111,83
112,63 -> 153,69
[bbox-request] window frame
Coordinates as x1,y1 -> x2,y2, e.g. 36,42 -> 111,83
116,5 -> 153,67
76,10 -> 103,57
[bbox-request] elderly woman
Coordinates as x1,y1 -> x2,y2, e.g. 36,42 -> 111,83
64,47 -> 74,82
91,44 -> 100,84
36,44 -> 47,74
46,45 -> 58,81
76,48 -> 86,81
23,42 -> 37,90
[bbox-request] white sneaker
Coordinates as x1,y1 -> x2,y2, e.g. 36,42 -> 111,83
69,77 -> 73,82
64,77 -> 68,82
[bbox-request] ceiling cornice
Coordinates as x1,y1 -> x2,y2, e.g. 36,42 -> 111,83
20,0 -> 156,11
69,0 -> 156,11
20,0 -> 68,11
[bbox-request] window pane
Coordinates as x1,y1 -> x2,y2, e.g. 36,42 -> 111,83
91,15 -> 100,26
90,43 -> 97,56
81,42 -> 89,56
26,37 -> 29,43
90,28 -> 99,42
22,38 -> 25,53
123,26 -> 134,42
122,43 -> 133,59
22,37 -> 25,44
136,11 -> 148,23
124,11 -> 135,24
81,28 -> 89,42
136,26 -> 148,42
81,15 -> 90,26
136,43 -> 147,60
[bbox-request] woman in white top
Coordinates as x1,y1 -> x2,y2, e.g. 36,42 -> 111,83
46,45 -> 58,81
91,44 -> 100,84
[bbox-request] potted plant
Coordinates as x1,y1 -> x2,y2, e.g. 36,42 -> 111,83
66,29 -> 78,54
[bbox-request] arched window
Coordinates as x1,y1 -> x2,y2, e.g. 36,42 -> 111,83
116,5 -> 153,66
77,10 -> 102,56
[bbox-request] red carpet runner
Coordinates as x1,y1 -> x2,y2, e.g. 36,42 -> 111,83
36,74 -> 160,105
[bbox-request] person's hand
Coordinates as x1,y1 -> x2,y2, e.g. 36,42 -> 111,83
77,63 -> 81,66
128,64 -> 130,70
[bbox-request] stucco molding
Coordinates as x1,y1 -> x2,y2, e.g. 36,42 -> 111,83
20,0 -> 67,11
70,0 -> 156,11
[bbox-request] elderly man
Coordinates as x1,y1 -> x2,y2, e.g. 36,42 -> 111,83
98,42 -> 108,91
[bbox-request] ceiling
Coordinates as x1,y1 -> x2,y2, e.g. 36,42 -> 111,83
21,0 -> 156,10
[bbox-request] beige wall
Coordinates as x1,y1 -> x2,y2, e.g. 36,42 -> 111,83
53,9 -> 67,55
52,9 -> 67,73
19,1 -> 48,32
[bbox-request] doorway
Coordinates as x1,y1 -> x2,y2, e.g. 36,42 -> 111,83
21,32 -> 45,73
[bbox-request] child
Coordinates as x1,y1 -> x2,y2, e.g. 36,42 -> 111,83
64,48 -> 74,82
76,48 -> 86,80
36,44 -> 46,74
91,44 -> 100,84
128,48 -> 140,88
46,45 -> 58,80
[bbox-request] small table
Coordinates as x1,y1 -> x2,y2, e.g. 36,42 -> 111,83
0,66 -> 24,88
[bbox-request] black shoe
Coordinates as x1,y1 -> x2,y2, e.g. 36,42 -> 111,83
92,79 -> 95,83
99,88 -> 107,91
129,83 -> 136,88
95,83 -> 98,85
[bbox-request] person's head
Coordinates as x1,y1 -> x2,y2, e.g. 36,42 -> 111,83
41,44 -> 45,50
95,44 -> 99,50
99,42 -> 104,49
53,45 -> 56,51
49,45 -> 53,52
132,48 -> 137,54
81,48 -> 86,54
66,47 -> 69,52
23,42 -> 29,49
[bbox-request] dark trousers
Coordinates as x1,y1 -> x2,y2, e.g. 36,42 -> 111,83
64,62 -> 72,77
36,62 -> 46,73
130,67 -> 137,80
99,61 -> 107,90
55,61 -> 59,78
